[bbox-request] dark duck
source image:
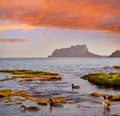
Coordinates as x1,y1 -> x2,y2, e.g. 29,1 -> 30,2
72,84 -> 80,89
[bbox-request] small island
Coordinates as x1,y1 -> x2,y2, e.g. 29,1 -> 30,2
48,45 -> 101,57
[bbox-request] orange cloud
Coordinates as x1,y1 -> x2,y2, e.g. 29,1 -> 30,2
0,24 -> 34,30
0,38 -> 27,43
0,0 -> 120,33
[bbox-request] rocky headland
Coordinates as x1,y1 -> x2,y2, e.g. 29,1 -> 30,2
110,50 -> 120,57
48,45 -> 101,57
48,44 -> 120,57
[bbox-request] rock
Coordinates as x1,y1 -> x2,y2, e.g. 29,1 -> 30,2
0,89 -> 13,98
13,90 -> 30,98
0,69 -> 62,82
112,66 -> 120,70
48,45 -> 101,57
51,96 -> 67,104
81,72 -> 120,89
39,75 -> 62,81
90,92 -> 102,97
110,50 -> 120,57
107,95 -> 120,101
37,98 -> 49,105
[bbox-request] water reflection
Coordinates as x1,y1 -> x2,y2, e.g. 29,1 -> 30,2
103,107 -> 110,116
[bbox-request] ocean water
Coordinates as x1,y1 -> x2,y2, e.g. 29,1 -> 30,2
0,57 -> 120,116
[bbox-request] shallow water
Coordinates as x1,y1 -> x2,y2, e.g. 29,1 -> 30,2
0,57 -> 120,116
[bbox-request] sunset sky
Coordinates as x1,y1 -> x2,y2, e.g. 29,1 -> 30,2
0,0 -> 120,57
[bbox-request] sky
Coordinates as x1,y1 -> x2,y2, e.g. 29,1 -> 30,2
0,0 -> 120,57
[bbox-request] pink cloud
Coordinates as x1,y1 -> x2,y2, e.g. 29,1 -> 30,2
0,0 -> 120,33
0,38 -> 27,43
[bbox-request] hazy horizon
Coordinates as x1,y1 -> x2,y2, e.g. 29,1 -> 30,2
0,0 -> 120,57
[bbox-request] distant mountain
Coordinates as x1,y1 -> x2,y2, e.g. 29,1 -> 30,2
110,50 -> 120,57
48,45 -> 101,57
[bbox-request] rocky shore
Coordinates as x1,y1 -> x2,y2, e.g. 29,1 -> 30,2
0,67 -> 120,116
0,69 -> 66,111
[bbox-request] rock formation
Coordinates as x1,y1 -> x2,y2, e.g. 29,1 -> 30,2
48,45 -> 101,57
110,50 -> 120,57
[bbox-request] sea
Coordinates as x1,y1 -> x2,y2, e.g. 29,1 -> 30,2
0,57 -> 120,116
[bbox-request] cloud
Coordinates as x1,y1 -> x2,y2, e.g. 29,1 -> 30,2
0,38 -> 27,43
0,0 -> 120,33
0,24 -> 34,31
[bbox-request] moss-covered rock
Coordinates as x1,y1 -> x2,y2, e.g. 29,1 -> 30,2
36,96 -> 67,106
0,89 -> 30,99
90,91 -> 120,101
13,90 -> 30,98
0,69 -> 62,82
0,69 -> 59,75
0,89 -> 13,98
39,76 -> 62,81
0,89 -> 31,105
0,87 -> 67,107
37,98 -> 49,105
107,95 -> 120,101
0,69 -> 45,75
81,72 -> 120,89
112,66 -> 120,70
0,77 -> 13,82
51,96 -> 66,103
90,92 -> 102,97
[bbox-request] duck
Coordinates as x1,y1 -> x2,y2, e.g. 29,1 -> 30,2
72,84 -> 80,89
101,95 -> 110,109
20,105 -> 40,111
49,98 -> 63,107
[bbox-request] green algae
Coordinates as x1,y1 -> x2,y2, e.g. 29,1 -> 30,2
0,89 -> 13,98
81,72 -> 120,89
0,69 -> 62,82
0,69 -> 51,75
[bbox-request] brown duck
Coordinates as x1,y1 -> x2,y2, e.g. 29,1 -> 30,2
20,105 -> 40,111
49,98 -> 63,107
101,95 -> 110,109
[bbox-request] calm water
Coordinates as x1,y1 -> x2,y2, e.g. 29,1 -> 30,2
0,57 -> 120,116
